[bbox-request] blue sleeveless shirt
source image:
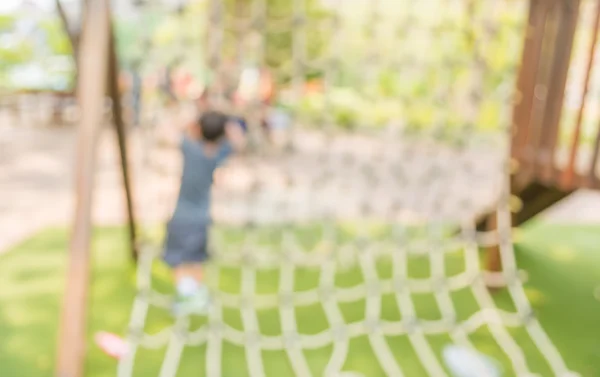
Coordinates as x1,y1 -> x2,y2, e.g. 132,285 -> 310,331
171,136 -> 232,223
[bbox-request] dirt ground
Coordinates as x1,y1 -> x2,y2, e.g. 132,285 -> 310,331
1,120 -> 599,253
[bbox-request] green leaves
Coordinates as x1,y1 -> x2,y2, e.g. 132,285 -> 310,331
38,19 -> 73,57
0,14 -> 16,31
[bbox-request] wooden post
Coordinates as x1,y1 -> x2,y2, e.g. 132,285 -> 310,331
563,0 -> 600,190
55,0 -> 80,60
55,0 -> 86,89
488,0 -> 547,273
55,1 -> 110,376
588,116 -> 600,187
525,0 -> 559,181
511,0 -> 549,166
538,0 -> 581,183
586,2 -> 600,188
107,18 -> 139,261
485,213 -> 502,273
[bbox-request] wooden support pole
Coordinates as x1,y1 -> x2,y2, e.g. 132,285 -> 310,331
56,0 -> 87,90
488,0 -> 548,275
107,18 -> 139,261
485,213 -> 502,274
588,116 -> 600,187
562,0 -> 600,190
511,0 -> 549,165
55,1 -> 110,376
538,0 -> 581,183
526,0 -> 559,180
55,0 -> 80,60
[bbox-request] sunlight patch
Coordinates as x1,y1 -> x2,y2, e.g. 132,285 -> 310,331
550,245 -> 577,263
524,287 -> 546,306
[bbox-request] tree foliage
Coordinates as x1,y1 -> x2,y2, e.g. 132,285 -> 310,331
0,14 -> 16,31
38,18 -> 73,57
128,0 -> 332,84
219,0 -> 332,83
0,42 -> 34,70
0,15 -> 34,80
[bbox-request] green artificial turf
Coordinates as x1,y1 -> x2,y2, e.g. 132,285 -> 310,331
0,222 -> 598,377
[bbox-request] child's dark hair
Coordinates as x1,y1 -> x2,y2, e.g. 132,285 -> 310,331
198,111 -> 228,141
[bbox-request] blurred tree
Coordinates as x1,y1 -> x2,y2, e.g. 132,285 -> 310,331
0,43 -> 35,72
39,19 -> 74,57
122,0 -> 332,88
144,2 -> 205,71
224,0 -> 332,83
54,0 -> 81,62
44,0 -> 522,133
0,14 -> 16,30
0,15 -> 34,84
114,17 -> 152,70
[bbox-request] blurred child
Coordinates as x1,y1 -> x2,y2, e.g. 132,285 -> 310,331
96,110 -> 245,359
165,110 -> 246,316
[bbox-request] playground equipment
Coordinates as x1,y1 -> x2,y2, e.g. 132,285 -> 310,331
505,0 -> 600,223
480,0 -> 600,271
55,0 -> 600,376
55,2 -> 136,376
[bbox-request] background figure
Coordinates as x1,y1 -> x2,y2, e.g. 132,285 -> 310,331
233,65 -> 275,141
130,69 -> 142,127
160,65 -> 177,106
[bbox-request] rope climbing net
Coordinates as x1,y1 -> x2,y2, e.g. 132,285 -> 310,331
118,0 -> 578,376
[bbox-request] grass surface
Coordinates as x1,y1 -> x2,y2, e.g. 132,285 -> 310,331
0,222 -> 599,377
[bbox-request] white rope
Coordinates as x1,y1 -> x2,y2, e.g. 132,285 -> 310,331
118,214 -> 573,375
321,254 -> 351,377
280,255 -> 312,377
391,226 -> 448,377
357,247 -> 405,377
158,318 -> 187,377
204,267 -> 223,377
116,0 -> 579,376
240,264 -> 265,377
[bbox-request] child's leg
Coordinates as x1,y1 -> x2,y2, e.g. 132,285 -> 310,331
163,218 -> 211,315
174,263 -> 204,281
172,263 -> 211,317
95,241 -> 209,358
173,263 -> 204,295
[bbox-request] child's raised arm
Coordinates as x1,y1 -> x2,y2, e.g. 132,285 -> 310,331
155,109 -> 197,150
225,120 -> 247,151
185,119 -> 201,140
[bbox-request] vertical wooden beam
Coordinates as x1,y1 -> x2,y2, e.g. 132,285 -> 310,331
511,0 -> 549,166
525,1 -> 560,180
55,0 -> 80,60
588,112 -> 600,187
107,16 -> 139,261
56,0 -> 88,91
494,0 -> 548,273
538,0 -> 581,183
485,213 -> 502,273
563,0 -> 600,190
55,0 -> 110,376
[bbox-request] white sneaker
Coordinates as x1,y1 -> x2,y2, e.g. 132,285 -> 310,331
173,285 -> 211,317
443,345 -> 501,377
